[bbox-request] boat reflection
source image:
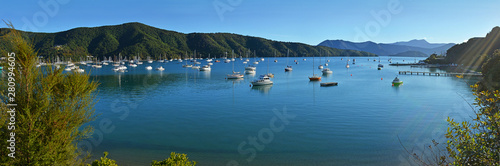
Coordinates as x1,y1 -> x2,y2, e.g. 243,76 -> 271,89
251,84 -> 272,94
226,77 -> 244,84
200,70 -> 211,79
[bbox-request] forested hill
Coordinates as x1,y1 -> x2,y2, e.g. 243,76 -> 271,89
0,22 -> 376,61
445,26 -> 500,67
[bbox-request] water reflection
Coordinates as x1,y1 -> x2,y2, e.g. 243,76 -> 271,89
245,71 -> 256,77
225,78 -> 244,84
251,84 -> 272,94
322,72 -> 332,77
392,83 -> 402,93
200,71 -> 211,79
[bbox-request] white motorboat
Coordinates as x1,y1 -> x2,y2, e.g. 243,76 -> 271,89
322,68 -> 333,74
251,75 -> 273,86
199,65 -> 211,71
156,66 -> 165,71
145,66 -> 153,70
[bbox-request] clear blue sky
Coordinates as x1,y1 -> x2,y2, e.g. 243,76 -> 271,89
2,0 -> 499,45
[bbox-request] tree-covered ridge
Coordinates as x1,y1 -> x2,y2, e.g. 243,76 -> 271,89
0,22 -> 376,61
445,26 -> 500,68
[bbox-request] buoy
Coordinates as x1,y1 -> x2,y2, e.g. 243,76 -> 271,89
381,78 -> 383,80
350,74 -> 352,76
249,84 -> 251,87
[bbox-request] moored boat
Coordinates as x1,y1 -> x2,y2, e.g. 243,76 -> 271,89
251,75 -> 273,86
392,77 -> 403,86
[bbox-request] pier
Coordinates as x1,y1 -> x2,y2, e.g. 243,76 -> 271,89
398,71 -> 482,77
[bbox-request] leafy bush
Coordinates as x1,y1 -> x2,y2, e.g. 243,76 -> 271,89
89,152 -> 118,166
151,152 -> 196,166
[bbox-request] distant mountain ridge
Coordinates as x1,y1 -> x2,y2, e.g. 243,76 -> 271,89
0,22 -> 376,60
389,51 -> 429,57
391,39 -> 453,49
318,39 -> 455,57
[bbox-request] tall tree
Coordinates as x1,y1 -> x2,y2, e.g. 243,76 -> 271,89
0,23 -> 99,165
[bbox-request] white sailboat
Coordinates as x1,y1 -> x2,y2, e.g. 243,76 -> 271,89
266,58 -> 274,78
147,56 -> 153,63
227,51 -> 244,79
192,50 -> 200,69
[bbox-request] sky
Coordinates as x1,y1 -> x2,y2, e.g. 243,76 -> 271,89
1,0 -> 499,45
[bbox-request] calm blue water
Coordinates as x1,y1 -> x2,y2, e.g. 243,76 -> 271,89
78,56 -> 476,165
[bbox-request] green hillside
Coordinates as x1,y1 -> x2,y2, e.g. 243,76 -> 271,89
0,22 -> 376,61
445,26 -> 500,68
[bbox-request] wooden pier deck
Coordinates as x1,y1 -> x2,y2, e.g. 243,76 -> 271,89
398,71 -> 482,77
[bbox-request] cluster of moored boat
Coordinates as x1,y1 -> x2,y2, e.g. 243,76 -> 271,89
50,51 -> 402,86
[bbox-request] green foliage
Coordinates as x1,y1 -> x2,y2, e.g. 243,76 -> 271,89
445,84 -> 500,165
0,22 -> 376,62
480,49 -> 500,90
424,53 -> 446,64
89,152 -> 118,166
0,23 -> 99,165
151,152 -> 196,166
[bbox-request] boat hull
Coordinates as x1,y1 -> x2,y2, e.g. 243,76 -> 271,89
251,81 -> 273,86
309,77 -> 321,81
392,81 -> 403,86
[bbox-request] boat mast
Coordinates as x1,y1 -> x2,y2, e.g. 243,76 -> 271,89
287,49 -> 289,66
231,50 -> 235,72
313,54 -> 315,75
